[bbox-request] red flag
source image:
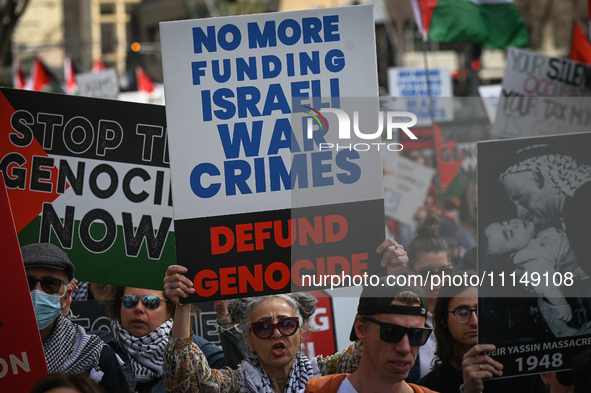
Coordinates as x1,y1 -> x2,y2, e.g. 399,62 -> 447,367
91,58 -> 106,73
434,124 -> 463,194
64,55 -> 77,94
12,60 -> 27,89
136,66 -> 155,93
571,22 -> 591,65
30,58 -> 52,92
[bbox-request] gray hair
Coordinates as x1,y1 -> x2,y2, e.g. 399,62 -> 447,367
228,292 -> 318,336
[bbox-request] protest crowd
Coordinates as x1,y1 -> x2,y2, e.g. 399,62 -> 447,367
3,1 -> 591,393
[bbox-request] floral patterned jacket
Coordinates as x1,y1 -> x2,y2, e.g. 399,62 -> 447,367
163,334 -> 363,393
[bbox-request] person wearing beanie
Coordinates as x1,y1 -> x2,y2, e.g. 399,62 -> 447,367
22,243 -> 128,393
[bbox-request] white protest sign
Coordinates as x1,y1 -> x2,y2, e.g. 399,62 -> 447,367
492,48 -> 591,138
387,66 -> 454,126
478,84 -> 501,124
160,6 -> 386,301
383,156 -> 435,225
77,69 -> 119,99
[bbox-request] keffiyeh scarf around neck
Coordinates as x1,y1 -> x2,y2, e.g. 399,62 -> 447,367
111,318 -> 173,383
238,354 -> 320,393
44,314 -> 105,380
500,154 -> 591,197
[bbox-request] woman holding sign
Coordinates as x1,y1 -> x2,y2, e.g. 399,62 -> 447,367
162,239 -> 408,393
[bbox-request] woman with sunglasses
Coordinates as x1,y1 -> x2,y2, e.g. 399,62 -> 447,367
405,215 -> 453,381
161,239 -> 408,393
103,286 -> 228,393
162,282 -> 358,393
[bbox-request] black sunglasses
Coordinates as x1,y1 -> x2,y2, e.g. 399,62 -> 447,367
122,295 -> 168,310
250,317 -> 300,339
27,276 -> 65,295
363,316 -> 432,346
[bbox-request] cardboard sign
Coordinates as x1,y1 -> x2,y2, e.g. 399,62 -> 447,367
492,48 -> 591,138
478,132 -> 591,377
302,290 -> 337,357
77,69 -> 120,100
386,67 -> 454,126
0,176 -> 48,389
383,156 -> 435,225
160,6 -> 385,302
118,86 -> 166,106
0,88 -> 173,289
478,84 -> 502,123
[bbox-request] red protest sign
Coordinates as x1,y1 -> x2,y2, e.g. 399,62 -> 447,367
302,290 -> 337,357
0,175 -> 48,389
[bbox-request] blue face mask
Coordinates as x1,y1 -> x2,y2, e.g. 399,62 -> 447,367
31,289 -> 63,330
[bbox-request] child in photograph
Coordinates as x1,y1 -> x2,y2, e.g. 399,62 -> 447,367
483,218 -> 588,323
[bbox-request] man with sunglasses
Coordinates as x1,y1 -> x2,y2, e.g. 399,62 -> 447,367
306,277 -> 438,393
22,243 -> 128,393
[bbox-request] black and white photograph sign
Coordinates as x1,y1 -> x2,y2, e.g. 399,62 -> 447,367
478,132 -> 591,377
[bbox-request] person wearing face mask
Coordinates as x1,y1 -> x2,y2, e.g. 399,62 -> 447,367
22,243 -> 128,393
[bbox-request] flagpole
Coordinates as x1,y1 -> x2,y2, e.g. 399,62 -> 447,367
588,0 -> 591,40
421,39 -> 444,212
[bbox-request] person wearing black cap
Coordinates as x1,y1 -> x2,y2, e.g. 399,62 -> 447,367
22,243 -> 128,393
305,276 -> 437,393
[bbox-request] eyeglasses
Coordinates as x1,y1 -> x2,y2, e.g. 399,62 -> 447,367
449,307 -> 478,323
362,316 -> 432,346
250,317 -> 300,339
122,295 -> 168,310
417,267 -> 452,280
27,276 -> 65,295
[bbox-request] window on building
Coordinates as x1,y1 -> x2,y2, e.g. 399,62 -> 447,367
101,23 -> 117,54
100,3 -> 115,14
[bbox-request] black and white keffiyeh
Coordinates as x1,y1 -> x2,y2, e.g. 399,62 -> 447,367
111,318 -> 172,383
501,154 -> 591,197
44,314 -> 105,381
238,354 -> 320,393
71,281 -> 90,301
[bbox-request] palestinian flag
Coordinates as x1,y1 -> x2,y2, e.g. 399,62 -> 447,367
92,58 -> 106,73
0,87 -> 174,290
30,58 -> 52,92
412,0 -> 530,49
30,58 -> 64,93
136,66 -> 155,93
12,60 -> 28,89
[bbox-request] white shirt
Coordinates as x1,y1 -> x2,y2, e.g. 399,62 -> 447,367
336,376 -> 358,393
